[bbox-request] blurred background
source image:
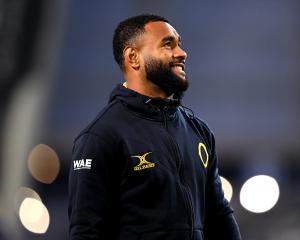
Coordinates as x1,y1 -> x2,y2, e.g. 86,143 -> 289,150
0,0 -> 299,239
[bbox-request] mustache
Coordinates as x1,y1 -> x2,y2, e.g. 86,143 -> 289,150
169,59 -> 186,65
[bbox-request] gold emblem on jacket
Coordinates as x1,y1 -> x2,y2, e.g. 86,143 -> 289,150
132,152 -> 155,171
198,143 -> 209,168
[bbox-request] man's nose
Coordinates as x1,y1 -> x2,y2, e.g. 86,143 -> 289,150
174,46 -> 187,60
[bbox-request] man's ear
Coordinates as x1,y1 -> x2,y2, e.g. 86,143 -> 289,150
123,47 -> 140,70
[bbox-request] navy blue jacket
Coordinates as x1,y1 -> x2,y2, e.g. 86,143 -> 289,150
68,84 -> 241,240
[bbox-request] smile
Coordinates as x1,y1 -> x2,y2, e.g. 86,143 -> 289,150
171,63 -> 186,76
171,63 -> 185,71
173,65 -> 184,71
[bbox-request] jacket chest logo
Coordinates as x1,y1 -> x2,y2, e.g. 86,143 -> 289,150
131,152 -> 155,171
198,143 -> 209,168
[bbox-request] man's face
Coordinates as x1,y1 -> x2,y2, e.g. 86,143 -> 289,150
139,21 -> 188,96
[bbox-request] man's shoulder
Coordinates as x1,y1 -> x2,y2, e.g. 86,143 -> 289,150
178,106 -> 215,149
74,100 -> 123,143
178,106 -> 212,134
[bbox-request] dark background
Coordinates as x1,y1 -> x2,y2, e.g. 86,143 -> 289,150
0,0 -> 299,239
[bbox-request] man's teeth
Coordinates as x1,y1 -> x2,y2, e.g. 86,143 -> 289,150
173,66 -> 183,71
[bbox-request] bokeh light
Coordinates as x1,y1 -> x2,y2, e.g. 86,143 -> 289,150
14,187 -> 41,214
27,144 -> 60,184
240,175 -> 280,213
19,198 -> 50,234
220,176 -> 233,202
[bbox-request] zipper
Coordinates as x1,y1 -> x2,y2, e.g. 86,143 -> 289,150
161,107 -> 195,240
162,106 -> 168,130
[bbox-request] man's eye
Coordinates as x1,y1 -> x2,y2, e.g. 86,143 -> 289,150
164,41 -> 172,47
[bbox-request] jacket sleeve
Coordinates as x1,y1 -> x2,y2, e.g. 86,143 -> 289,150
203,129 -> 242,240
68,132 -> 119,240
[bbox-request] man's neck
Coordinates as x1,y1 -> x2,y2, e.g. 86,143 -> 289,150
123,80 -> 168,99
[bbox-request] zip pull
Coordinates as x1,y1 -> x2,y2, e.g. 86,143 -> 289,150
144,99 -> 151,104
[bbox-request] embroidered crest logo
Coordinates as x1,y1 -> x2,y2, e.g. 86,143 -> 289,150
198,143 -> 209,168
131,152 -> 155,171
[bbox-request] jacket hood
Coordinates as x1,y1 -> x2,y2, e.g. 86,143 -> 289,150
108,84 -> 183,120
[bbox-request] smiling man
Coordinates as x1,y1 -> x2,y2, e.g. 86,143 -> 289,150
68,14 -> 241,240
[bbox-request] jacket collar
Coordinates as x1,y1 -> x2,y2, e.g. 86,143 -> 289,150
109,84 -> 182,121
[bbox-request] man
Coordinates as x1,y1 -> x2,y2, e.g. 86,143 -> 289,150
68,14 -> 241,240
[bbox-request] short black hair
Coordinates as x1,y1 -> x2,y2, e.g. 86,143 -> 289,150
113,14 -> 169,69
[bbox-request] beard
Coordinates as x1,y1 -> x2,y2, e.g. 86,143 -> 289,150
144,55 -> 189,97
